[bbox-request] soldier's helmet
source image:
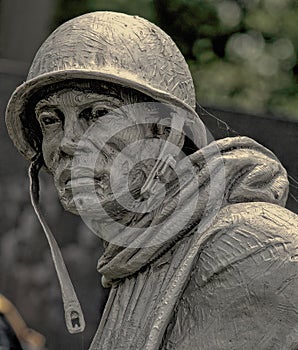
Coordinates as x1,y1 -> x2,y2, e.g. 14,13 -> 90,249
5,11 -> 207,162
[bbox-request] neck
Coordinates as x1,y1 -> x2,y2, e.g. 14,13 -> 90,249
90,229 -> 196,350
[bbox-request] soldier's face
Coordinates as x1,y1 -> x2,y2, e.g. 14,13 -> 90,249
35,88 -> 171,218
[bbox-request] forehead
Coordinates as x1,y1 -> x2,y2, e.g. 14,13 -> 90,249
35,89 -> 121,110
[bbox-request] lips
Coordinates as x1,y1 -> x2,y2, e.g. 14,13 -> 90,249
66,175 -> 109,191
58,167 -> 110,192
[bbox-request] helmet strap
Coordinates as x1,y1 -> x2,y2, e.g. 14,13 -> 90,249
29,155 -> 85,334
140,112 -> 185,201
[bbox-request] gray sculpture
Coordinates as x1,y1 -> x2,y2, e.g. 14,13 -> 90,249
5,11 -> 298,350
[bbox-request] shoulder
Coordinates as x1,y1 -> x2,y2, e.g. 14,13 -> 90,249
163,203 -> 298,349
214,202 -> 297,231
210,201 -> 298,238
195,202 -> 298,286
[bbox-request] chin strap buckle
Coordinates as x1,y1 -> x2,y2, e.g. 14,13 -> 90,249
65,304 -> 86,334
140,154 -> 176,200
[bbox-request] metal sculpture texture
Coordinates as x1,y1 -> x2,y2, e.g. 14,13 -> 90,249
5,11 -> 298,350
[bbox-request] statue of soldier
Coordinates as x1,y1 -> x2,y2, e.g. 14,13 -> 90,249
5,11 -> 298,350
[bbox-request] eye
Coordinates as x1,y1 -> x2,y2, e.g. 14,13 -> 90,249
38,110 -> 61,127
79,106 -> 109,122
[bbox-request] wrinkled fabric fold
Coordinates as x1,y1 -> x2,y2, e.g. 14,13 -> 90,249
97,136 -> 288,284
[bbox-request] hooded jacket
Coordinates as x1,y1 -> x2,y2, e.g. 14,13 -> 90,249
89,136 -> 298,350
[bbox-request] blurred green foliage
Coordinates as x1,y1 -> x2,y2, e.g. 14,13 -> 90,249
55,0 -> 298,120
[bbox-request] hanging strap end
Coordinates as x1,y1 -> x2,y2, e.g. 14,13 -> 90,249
65,303 -> 85,334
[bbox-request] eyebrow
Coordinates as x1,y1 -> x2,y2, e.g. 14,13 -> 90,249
35,103 -> 57,116
35,93 -> 124,113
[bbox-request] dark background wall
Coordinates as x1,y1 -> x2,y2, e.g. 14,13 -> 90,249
0,1 -> 297,349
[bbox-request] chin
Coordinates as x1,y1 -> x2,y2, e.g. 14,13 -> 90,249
58,188 -> 110,218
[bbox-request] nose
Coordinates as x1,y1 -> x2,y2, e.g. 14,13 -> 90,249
59,115 -> 83,156
59,137 -> 77,156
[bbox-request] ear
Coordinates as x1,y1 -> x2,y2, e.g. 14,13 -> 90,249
151,120 -> 185,151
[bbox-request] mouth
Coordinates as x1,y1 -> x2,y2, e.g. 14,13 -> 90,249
56,164 -> 149,216
58,167 -> 110,192
64,174 -> 109,191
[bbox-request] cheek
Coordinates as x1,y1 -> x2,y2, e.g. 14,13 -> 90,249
41,132 -> 62,172
115,124 -> 148,145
